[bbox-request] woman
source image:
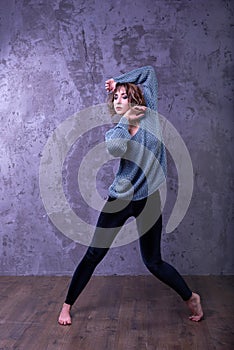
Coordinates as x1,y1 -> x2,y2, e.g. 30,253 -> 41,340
58,66 -> 203,325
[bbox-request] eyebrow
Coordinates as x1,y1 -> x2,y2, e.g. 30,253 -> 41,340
114,92 -> 127,96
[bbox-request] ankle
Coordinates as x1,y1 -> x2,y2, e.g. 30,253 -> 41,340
62,303 -> 71,310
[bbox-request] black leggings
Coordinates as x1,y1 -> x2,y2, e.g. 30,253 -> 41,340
65,191 -> 192,305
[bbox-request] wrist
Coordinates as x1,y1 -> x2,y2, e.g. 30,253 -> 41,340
119,116 -> 129,128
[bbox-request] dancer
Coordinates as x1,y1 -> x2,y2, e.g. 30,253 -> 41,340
58,66 -> 203,325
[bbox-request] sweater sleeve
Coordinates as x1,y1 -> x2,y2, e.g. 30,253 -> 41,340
114,66 -> 158,111
105,116 -> 131,157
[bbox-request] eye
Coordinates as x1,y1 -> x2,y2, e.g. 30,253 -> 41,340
113,95 -> 118,100
123,94 -> 128,100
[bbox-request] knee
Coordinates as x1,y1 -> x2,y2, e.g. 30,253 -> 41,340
143,258 -> 162,274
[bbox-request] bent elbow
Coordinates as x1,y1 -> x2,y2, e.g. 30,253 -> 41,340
106,141 -> 127,157
145,65 -> 154,73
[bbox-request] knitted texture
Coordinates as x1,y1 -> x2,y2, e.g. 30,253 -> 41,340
105,66 -> 167,200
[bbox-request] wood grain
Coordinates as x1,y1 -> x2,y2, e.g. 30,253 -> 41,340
0,276 -> 233,349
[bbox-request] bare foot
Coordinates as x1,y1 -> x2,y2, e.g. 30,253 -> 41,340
58,303 -> 72,325
186,292 -> 204,322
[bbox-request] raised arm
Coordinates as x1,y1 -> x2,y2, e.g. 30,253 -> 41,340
114,66 -> 158,111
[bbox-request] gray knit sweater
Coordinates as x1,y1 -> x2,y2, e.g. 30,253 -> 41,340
105,66 -> 167,200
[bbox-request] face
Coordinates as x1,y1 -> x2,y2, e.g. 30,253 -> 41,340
113,87 -> 130,115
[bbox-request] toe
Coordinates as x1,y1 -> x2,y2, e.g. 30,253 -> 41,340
189,315 -> 203,322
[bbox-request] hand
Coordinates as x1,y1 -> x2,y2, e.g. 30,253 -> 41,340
105,78 -> 116,93
125,105 -> 147,121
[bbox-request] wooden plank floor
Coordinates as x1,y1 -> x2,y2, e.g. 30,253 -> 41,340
0,275 -> 233,350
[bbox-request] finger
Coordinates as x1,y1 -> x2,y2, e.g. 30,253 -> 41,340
132,106 -> 146,111
135,113 -> 145,118
136,109 -> 146,115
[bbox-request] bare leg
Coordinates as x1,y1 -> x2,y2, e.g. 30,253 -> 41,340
58,303 -> 72,325
186,292 -> 204,322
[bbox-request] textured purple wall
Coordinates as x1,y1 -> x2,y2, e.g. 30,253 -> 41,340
0,0 -> 233,275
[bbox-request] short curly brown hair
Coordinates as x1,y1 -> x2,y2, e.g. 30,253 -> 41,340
107,82 -> 146,115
